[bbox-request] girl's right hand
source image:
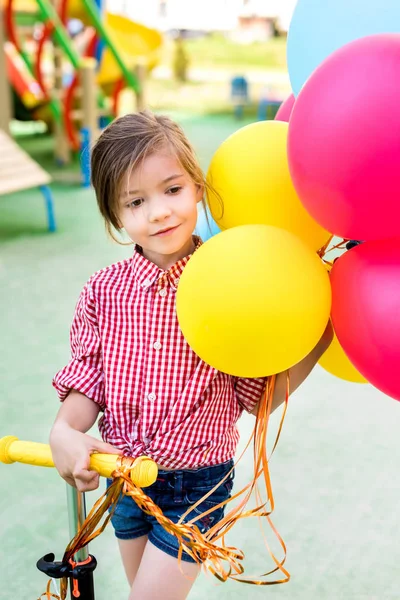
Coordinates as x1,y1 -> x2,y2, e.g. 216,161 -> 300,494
49,422 -> 122,492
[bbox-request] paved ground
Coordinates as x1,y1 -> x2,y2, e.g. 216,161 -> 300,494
0,114 -> 399,599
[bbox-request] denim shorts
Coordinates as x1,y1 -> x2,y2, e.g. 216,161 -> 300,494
107,459 -> 234,563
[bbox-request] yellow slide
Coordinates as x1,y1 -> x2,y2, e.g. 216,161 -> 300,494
67,1 -> 163,86
97,13 -> 163,87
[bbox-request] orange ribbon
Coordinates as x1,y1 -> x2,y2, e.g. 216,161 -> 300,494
318,236 -> 349,268
39,373 -> 291,597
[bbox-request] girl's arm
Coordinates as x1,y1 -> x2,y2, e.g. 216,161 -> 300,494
52,389 -> 100,431
49,390 -> 121,492
253,321 -> 334,415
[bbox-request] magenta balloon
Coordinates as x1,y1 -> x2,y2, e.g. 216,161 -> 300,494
275,93 -> 295,122
288,34 -> 400,241
330,238 -> 400,401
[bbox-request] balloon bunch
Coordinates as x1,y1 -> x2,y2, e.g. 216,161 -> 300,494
285,0 -> 400,401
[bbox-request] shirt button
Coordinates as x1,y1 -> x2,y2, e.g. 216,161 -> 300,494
174,278 -> 180,286
159,288 -> 167,297
143,278 -> 152,287
147,392 -> 157,402
153,341 -> 162,350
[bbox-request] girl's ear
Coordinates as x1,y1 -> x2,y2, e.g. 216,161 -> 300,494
196,184 -> 204,203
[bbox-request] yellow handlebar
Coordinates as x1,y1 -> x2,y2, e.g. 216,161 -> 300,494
0,436 -> 158,487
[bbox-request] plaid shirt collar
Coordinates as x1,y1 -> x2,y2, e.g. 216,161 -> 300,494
131,235 -> 202,292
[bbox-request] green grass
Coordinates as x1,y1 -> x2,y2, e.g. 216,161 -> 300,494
187,33 -> 287,70
161,33 -> 288,72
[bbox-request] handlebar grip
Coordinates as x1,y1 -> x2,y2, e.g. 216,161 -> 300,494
0,436 -> 158,487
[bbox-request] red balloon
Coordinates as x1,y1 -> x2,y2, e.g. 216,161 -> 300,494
331,238 -> 400,401
275,93 -> 295,122
288,34 -> 400,241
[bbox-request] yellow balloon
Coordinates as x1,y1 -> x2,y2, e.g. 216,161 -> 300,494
176,225 -> 331,377
319,332 -> 368,384
206,121 -> 330,251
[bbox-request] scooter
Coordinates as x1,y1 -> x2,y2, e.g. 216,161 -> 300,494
0,435 -> 158,600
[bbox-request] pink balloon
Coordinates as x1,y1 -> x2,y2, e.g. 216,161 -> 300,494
288,34 -> 400,241
275,93 -> 295,122
330,238 -> 400,401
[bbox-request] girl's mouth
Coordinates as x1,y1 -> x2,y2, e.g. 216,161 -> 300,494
152,225 -> 180,237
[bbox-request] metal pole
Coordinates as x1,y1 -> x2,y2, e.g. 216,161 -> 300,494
66,484 -> 89,563
66,485 -> 96,599
135,63 -> 146,111
80,0 -> 140,93
39,185 -> 57,232
80,127 -> 92,188
94,0 -> 105,64
35,0 -> 82,69
80,58 -> 98,137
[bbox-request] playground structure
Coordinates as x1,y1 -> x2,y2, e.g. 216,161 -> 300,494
0,0 -> 163,231
0,8 -> 56,230
0,129 -> 56,230
0,0 -> 163,168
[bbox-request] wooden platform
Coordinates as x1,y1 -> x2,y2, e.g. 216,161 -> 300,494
0,129 -> 51,195
0,129 -> 56,231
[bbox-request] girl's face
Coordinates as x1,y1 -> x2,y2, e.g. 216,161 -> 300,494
117,151 -> 203,270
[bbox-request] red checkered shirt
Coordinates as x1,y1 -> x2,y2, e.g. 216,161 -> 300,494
53,237 -> 267,469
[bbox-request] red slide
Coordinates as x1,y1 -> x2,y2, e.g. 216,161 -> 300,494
5,42 -> 46,110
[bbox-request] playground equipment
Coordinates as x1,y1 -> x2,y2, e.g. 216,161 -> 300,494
0,435 -> 158,600
0,129 -> 56,230
0,6 -> 56,231
230,75 -> 249,119
257,86 -> 283,120
1,0 -> 163,175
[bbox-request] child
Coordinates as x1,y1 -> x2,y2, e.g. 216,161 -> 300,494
49,111 -> 333,600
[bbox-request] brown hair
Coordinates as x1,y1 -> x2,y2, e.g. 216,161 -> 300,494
91,110 -> 219,241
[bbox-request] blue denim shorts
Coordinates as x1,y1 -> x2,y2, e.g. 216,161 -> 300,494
107,459 -> 234,563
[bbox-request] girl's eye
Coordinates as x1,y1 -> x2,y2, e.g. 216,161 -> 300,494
167,186 -> 182,195
129,198 -> 144,209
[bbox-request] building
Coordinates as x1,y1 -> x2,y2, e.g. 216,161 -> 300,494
107,0 -> 296,37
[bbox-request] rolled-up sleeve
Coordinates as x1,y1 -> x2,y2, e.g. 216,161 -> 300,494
53,282 -> 105,409
234,377 -> 267,413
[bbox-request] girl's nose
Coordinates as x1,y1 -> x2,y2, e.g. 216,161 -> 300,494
148,197 -> 172,222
